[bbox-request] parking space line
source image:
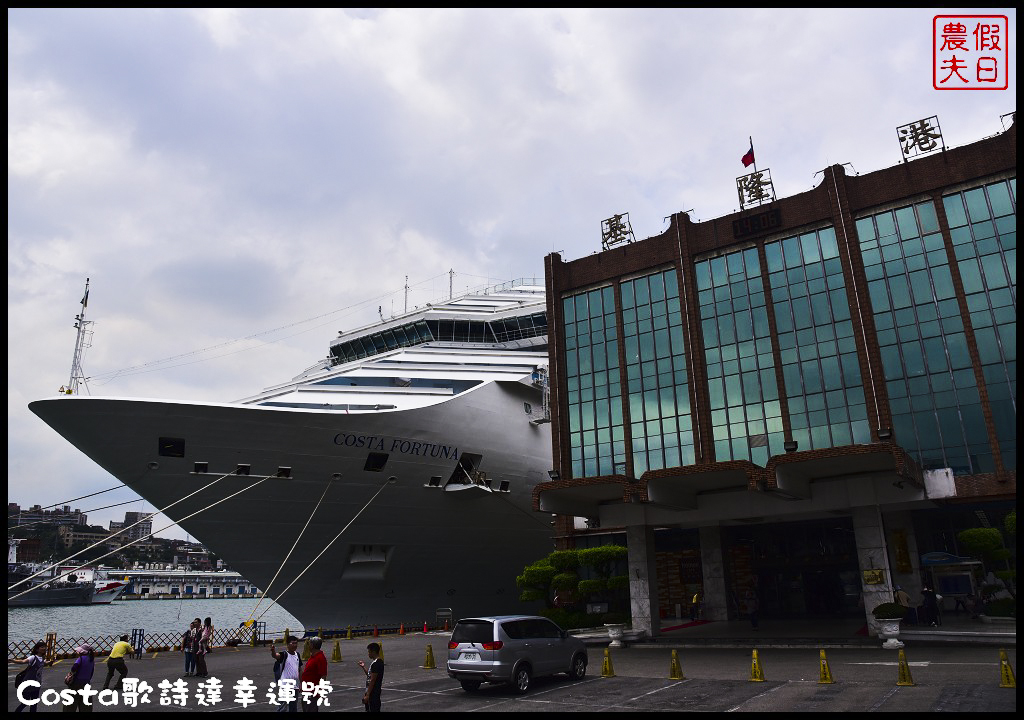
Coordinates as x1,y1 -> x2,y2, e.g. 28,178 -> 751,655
868,686 -> 901,712
727,681 -> 788,712
624,680 -> 687,703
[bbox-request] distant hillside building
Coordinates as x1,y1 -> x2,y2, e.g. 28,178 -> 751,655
9,503 -> 88,527
109,511 -> 155,541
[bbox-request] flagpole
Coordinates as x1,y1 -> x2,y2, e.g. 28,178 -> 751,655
750,136 -> 756,174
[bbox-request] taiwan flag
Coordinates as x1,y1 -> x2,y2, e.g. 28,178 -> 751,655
741,142 -> 755,168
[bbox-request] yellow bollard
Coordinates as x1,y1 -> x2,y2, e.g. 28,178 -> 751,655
378,638 -> 383,659
421,644 -> 437,669
44,632 -> 57,663
999,648 -> 1016,688
669,649 -> 685,680
601,647 -> 615,677
302,638 -> 312,661
284,628 -> 290,645
896,649 -> 915,686
347,625 -> 353,641
330,640 -> 342,663
818,649 -> 834,684
749,649 -> 765,682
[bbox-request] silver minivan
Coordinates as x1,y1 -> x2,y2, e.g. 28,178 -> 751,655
447,615 -> 588,694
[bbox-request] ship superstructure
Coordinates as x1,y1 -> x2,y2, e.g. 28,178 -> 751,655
30,281 -> 555,628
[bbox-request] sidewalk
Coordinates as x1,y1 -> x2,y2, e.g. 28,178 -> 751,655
574,612 -> 1016,649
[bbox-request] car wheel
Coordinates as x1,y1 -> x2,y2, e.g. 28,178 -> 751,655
512,664 -> 531,695
460,680 -> 481,693
569,653 -> 587,680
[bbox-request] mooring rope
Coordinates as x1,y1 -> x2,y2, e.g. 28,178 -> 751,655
8,474 -> 274,602
250,477 -> 396,623
9,498 -> 144,530
243,476 -> 336,628
7,484 -> 125,517
10,471 -> 244,592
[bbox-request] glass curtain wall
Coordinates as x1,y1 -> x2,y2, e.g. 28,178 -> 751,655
942,178 -> 1016,470
856,201 -> 984,473
695,247 -> 782,464
620,269 -> 695,477
766,227 -> 871,451
562,286 -> 627,478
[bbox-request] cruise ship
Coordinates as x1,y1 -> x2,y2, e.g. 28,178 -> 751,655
29,280 -> 555,629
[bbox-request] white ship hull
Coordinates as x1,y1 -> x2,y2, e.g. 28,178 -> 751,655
92,580 -> 128,604
30,378 -> 553,629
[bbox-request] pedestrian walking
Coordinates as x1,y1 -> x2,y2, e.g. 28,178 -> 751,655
182,619 -> 201,677
300,637 -> 328,712
103,635 -> 132,691
196,617 -> 214,678
64,644 -> 96,713
270,637 -> 303,712
358,642 -> 384,713
893,585 -> 918,624
13,641 -> 54,713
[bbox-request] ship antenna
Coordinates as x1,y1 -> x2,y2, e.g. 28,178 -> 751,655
66,277 -> 93,396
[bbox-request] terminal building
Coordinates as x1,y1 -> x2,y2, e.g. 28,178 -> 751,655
537,117 -> 1015,636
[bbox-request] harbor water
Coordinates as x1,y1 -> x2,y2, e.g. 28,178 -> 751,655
7,598 -> 302,647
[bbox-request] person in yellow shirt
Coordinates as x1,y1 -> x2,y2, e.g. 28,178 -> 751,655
103,635 -> 133,691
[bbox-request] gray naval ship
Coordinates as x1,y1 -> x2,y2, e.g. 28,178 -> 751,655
30,280 -> 554,630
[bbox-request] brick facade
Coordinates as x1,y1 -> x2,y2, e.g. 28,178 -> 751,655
540,121 -> 1016,521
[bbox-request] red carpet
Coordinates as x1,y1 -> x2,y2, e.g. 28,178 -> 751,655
660,620 -> 712,632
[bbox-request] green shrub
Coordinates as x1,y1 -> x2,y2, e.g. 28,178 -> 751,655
578,545 -> 628,575
607,574 -> 629,591
548,549 -> 581,572
539,607 -> 591,630
518,588 -> 546,603
551,572 -> 579,591
984,598 -> 1016,617
517,561 -> 555,588
578,578 -> 606,595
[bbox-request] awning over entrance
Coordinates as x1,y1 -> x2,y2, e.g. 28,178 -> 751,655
535,475 -> 632,517
534,442 -> 929,526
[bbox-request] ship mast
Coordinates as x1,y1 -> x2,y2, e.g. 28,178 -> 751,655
66,277 -> 93,395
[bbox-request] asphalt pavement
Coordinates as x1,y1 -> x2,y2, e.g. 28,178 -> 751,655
7,628 -> 1017,712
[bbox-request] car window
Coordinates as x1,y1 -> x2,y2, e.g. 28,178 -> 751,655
501,620 -> 528,640
534,619 -> 563,639
519,619 -> 561,639
451,620 -> 494,643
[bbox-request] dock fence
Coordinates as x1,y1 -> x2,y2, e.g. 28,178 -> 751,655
8,620 -> 451,661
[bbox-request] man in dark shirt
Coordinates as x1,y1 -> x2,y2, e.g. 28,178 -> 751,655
358,643 -> 384,712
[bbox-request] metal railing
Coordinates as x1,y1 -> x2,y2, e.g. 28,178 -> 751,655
8,620 -> 454,661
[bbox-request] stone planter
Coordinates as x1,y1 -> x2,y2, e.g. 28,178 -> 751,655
604,623 -> 626,648
878,620 -> 904,649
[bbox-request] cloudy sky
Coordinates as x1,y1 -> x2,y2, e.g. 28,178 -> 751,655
8,8 -> 1016,543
